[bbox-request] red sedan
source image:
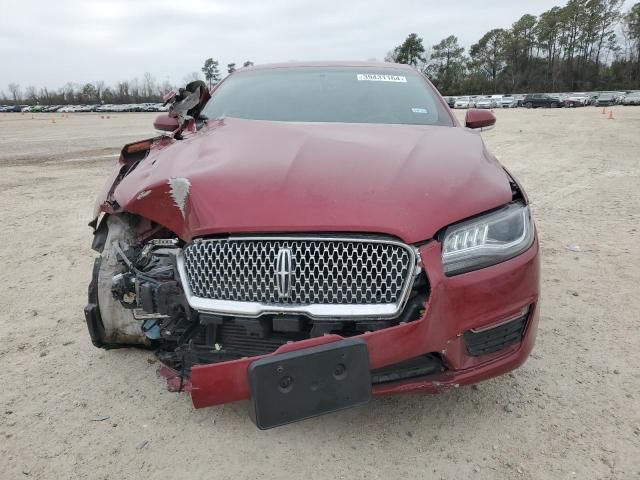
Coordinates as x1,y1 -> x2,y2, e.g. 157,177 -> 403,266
85,62 -> 539,429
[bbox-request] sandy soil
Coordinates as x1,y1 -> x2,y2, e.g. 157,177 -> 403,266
0,109 -> 638,479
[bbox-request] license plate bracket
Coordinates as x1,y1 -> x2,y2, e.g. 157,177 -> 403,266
248,338 -> 371,429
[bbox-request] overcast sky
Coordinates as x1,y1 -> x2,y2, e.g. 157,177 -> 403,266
0,0 -> 634,92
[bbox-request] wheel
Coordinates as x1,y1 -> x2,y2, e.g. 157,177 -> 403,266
526,102 -> 533,109
551,102 -> 558,108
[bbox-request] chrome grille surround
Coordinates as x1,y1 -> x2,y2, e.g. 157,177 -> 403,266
177,236 -> 419,319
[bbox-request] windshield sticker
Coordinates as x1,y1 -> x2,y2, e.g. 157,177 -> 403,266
356,74 -> 407,83
411,107 -> 429,114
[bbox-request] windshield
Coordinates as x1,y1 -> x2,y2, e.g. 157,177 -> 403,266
202,67 -> 453,126
458,96 -> 470,101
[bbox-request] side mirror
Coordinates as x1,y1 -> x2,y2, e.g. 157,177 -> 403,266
153,114 -> 179,132
465,109 -> 496,131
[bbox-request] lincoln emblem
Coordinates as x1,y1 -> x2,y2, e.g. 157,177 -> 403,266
275,248 -> 293,298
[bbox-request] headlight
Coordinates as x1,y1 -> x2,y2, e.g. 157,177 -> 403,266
442,202 -> 534,276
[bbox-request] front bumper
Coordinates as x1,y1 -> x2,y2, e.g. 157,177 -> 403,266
172,238 -> 540,408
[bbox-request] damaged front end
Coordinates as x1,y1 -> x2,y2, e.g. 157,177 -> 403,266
85,214 -> 190,349
85,213 -> 430,385
83,67 -> 541,428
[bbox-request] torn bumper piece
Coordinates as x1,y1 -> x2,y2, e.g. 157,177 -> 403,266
181,312 -> 536,412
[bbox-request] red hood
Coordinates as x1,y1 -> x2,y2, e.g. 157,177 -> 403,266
113,118 -> 511,243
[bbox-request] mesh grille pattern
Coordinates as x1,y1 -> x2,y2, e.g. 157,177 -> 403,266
183,238 -> 414,305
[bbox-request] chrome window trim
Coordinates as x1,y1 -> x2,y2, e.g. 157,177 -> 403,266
176,235 -> 420,320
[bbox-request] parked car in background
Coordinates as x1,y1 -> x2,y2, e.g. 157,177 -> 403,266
522,94 -> 563,108
512,94 -> 525,107
500,95 -> 518,108
454,96 -> 474,109
2,103 -> 169,113
595,93 -> 616,107
622,92 -> 640,105
490,95 -> 504,107
564,94 -> 589,107
475,96 -> 497,109
613,92 -> 627,104
443,96 -> 456,108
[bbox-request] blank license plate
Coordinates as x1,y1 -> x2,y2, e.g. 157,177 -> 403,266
248,338 -> 371,429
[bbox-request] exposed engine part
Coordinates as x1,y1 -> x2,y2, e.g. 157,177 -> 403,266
111,272 -> 136,308
94,215 -> 149,345
87,215 -> 185,347
108,237 -> 190,340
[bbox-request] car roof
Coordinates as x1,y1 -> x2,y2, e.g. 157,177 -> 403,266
237,61 -> 417,72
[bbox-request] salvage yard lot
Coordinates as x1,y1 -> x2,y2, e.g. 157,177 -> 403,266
0,109 -> 638,479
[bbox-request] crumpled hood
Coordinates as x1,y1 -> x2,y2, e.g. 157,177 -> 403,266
114,117 -> 512,243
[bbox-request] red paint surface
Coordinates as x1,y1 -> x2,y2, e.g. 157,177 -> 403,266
465,109 -> 497,129
98,117 -> 511,244
153,114 -> 179,132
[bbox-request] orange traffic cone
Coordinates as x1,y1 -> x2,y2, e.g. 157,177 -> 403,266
100,115 -> 104,119
106,115 -> 110,119
608,110 -> 614,120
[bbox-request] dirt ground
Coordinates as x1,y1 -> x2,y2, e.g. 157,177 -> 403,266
0,108 -> 638,480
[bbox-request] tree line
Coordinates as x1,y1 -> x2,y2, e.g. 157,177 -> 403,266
4,1 -> 639,104
1,59 -> 253,106
386,0 -> 640,95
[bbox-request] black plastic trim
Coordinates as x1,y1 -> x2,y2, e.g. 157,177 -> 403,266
463,314 -> 528,356
371,354 -> 445,384
85,258 -> 106,347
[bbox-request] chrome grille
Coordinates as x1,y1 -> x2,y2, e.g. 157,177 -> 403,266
180,237 -> 417,317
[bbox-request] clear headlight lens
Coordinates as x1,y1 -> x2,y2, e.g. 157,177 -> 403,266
442,202 -> 534,276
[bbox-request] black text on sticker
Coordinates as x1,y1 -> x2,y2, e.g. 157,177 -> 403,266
356,74 -> 407,83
